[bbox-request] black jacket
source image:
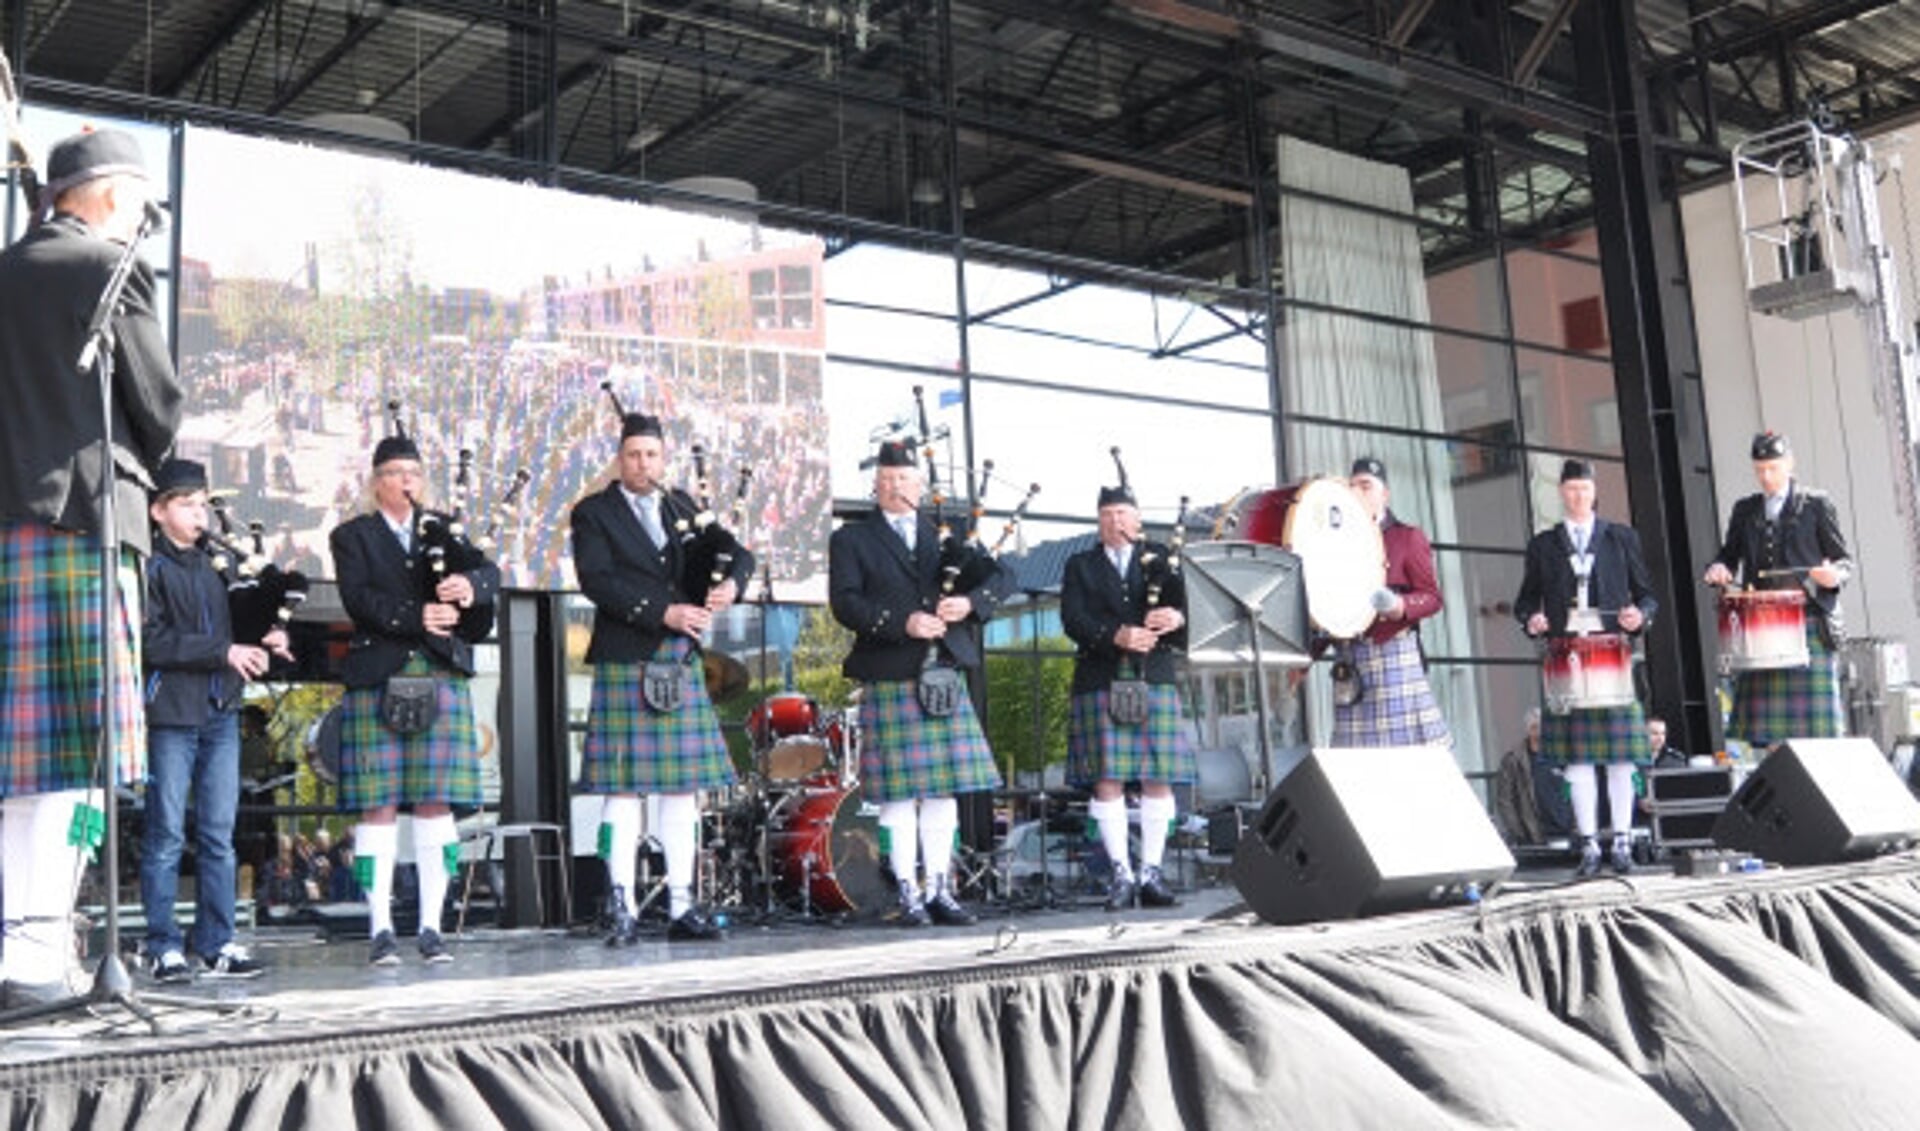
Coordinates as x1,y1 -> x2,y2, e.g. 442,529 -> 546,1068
829,509 -> 1013,682
569,482 -> 756,664
330,509 -> 501,689
142,535 -> 240,727
0,215 -> 184,554
1710,482 -> 1850,645
1060,540 -> 1186,694
1514,517 -> 1660,636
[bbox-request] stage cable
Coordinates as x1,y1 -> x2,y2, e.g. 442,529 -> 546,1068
1821,308 -> 1874,633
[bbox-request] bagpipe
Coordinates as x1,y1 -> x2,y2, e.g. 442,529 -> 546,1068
1,47 -> 46,230
387,400 -> 520,643
600,381 -> 750,607
204,497 -> 309,659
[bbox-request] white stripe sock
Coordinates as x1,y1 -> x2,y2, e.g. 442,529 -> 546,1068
599,795 -> 643,915
878,800 -> 920,889
656,792 -> 699,918
1139,794 -> 1177,872
1565,764 -> 1599,840
918,796 -> 959,895
1089,796 -> 1133,882
356,822 -> 399,937
410,813 -> 459,936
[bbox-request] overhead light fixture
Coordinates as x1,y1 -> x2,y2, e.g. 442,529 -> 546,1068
625,125 -> 666,153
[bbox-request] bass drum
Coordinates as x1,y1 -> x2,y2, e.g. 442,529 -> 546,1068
307,704 -> 344,785
1239,477 -> 1386,640
765,780 -> 888,916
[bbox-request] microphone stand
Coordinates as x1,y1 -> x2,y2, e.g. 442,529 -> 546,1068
1,208 -> 249,1031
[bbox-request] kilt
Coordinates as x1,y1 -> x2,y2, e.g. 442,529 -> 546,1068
1066,685 -> 1198,787
858,679 -> 1002,802
578,636 -> 735,794
0,522 -> 144,796
337,655 -> 482,811
1330,632 -> 1451,748
1541,702 -> 1646,766
1728,621 -> 1843,750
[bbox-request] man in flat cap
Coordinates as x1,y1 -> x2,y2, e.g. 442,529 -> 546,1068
330,422 -> 500,966
1703,431 -> 1850,748
1332,457 -> 1450,748
829,439 -> 1012,927
571,410 -> 750,945
1515,459 -> 1658,876
0,127 -> 183,1005
1060,460 -> 1195,912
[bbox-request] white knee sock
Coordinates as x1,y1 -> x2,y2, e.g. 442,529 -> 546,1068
918,796 -> 959,894
1565,764 -> 1599,840
878,800 -> 919,889
1139,794 -> 1177,872
1606,763 -> 1638,841
1088,796 -> 1133,882
655,792 -> 699,918
356,821 -> 399,937
599,795 -> 642,915
1,790 -> 90,987
410,813 -> 459,936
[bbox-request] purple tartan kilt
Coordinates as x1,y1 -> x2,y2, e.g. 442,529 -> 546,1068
857,679 -> 1002,803
1541,702 -> 1647,766
1066,684 -> 1197,787
1728,622 -> 1843,750
337,656 -> 482,811
1330,632 -> 1451,748
0,522 -> 144,796
578,636 -> 736,794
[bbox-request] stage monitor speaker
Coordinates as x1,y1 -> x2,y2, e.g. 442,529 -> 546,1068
1230,746 -> 1515,925
1711,737 -> 1920,865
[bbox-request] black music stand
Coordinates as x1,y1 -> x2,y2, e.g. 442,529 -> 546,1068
1181,542 -> 1311,794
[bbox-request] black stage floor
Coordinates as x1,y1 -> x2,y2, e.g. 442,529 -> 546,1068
8,856 -> 1920,1129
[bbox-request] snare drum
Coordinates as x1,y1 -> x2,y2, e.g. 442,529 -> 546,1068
1542,633 -> 1637,714
747,692 -> 819,747
766,780 -> 888,915
1239,477 -> 1387,640
1718,590 -> 1810,673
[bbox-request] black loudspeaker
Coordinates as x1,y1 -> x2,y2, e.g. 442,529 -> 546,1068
1712,738 -> 1920,865
1230,746 -> 1515,925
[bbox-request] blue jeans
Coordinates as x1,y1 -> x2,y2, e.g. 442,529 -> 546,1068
141,713 -> 240,956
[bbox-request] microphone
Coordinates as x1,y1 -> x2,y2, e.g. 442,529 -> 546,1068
142,199 -> 169,235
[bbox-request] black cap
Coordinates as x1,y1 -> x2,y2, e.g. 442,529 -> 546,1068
1559,458 -> 1595,484
1350,456 -> 1388,484
44,128 -> 149,201
620,412 -> 664,441
152,458 -> 208,498
1751,430 -> 1790,460
372,435 -> 421,467
1097,485 -> 1137,508
875,440 -> 916,469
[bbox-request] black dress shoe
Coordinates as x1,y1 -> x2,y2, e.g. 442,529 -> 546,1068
1104,874 -> 1136,912
1136,866 -> 1180,908
1574,839 -> 1603,878
605,885 -> 641,947
666,908 -> 726,942
926,879 -> 977,926
1609,837 -> 1635,875
896,880 -> 931,928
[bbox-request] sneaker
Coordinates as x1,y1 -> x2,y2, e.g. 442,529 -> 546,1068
1609,836 -> 1635,875
1136,866 -> 1180,908
147,948 -> 193,985
418,928 -> 454,964
200,943 -> 265,980
895,878 -> 931,928
368,929 -> 401,967
1575,839 -> 1603,878
925,877 -> 978,926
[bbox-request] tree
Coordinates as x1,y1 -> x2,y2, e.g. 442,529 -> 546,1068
983,640 -> 1075,779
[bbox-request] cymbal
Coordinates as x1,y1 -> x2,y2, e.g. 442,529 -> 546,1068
703,650 -> 751,701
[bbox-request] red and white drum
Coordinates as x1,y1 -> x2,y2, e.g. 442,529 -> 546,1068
766,780 -> 888,915
1238,477 -> 1387,640
1717,590 -> 1809,673
747,691 -> 819,747
1542,633 -> 1636,715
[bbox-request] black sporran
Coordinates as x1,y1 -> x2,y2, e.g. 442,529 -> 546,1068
917,665 -> 964,718
380,675 -> 441,735
1330,653 -> 1364,708
1108,679 -> 1152,726
642,661 -> 688,713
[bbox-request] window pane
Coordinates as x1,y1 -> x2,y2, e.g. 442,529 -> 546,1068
1506,244 -> 1609,356
825,242 -> 957,316
1286,421 -> 1529,551
825,360 -> 968,503
1517,347 -> 1620,455
1425,246 -> 1509,339
1431,660 -> 1544,781
1429,549 -> 1533,663
1524,451 -> 1631,531
1435,332 -> 1516,436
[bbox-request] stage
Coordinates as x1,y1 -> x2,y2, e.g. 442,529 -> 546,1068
7,859 -> 1920,1129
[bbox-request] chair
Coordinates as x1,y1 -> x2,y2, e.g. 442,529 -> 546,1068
455,822 -> 572,933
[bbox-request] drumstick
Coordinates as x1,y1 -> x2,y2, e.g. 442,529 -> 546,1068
1755,566 -> 1818,579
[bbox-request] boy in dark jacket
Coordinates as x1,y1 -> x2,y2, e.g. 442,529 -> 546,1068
140,459 -> 286,983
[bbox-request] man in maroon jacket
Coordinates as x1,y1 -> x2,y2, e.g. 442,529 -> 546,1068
1330,457 -> 1450,747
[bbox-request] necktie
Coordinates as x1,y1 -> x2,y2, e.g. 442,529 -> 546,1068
635,494 -> 665,545
1765,494 -> 1784,523
1573,525 -> 1588,556
1110,546 -> 1128,576
893,515 -> 915,552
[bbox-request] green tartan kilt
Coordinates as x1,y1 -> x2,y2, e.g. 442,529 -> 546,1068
857,679 -> 1002,803
1727,621 -> 1843,750
337,655 -> 482,811
0,522 -> 144,795
1541,702 -> 1647,766
578,636 -> 736,794
1066,685 -> 1197,787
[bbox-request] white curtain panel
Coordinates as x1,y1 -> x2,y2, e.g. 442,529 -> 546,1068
1275,135 -> 1487,768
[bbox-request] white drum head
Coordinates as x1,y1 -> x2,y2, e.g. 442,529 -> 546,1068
1283,478 -> 1386,640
